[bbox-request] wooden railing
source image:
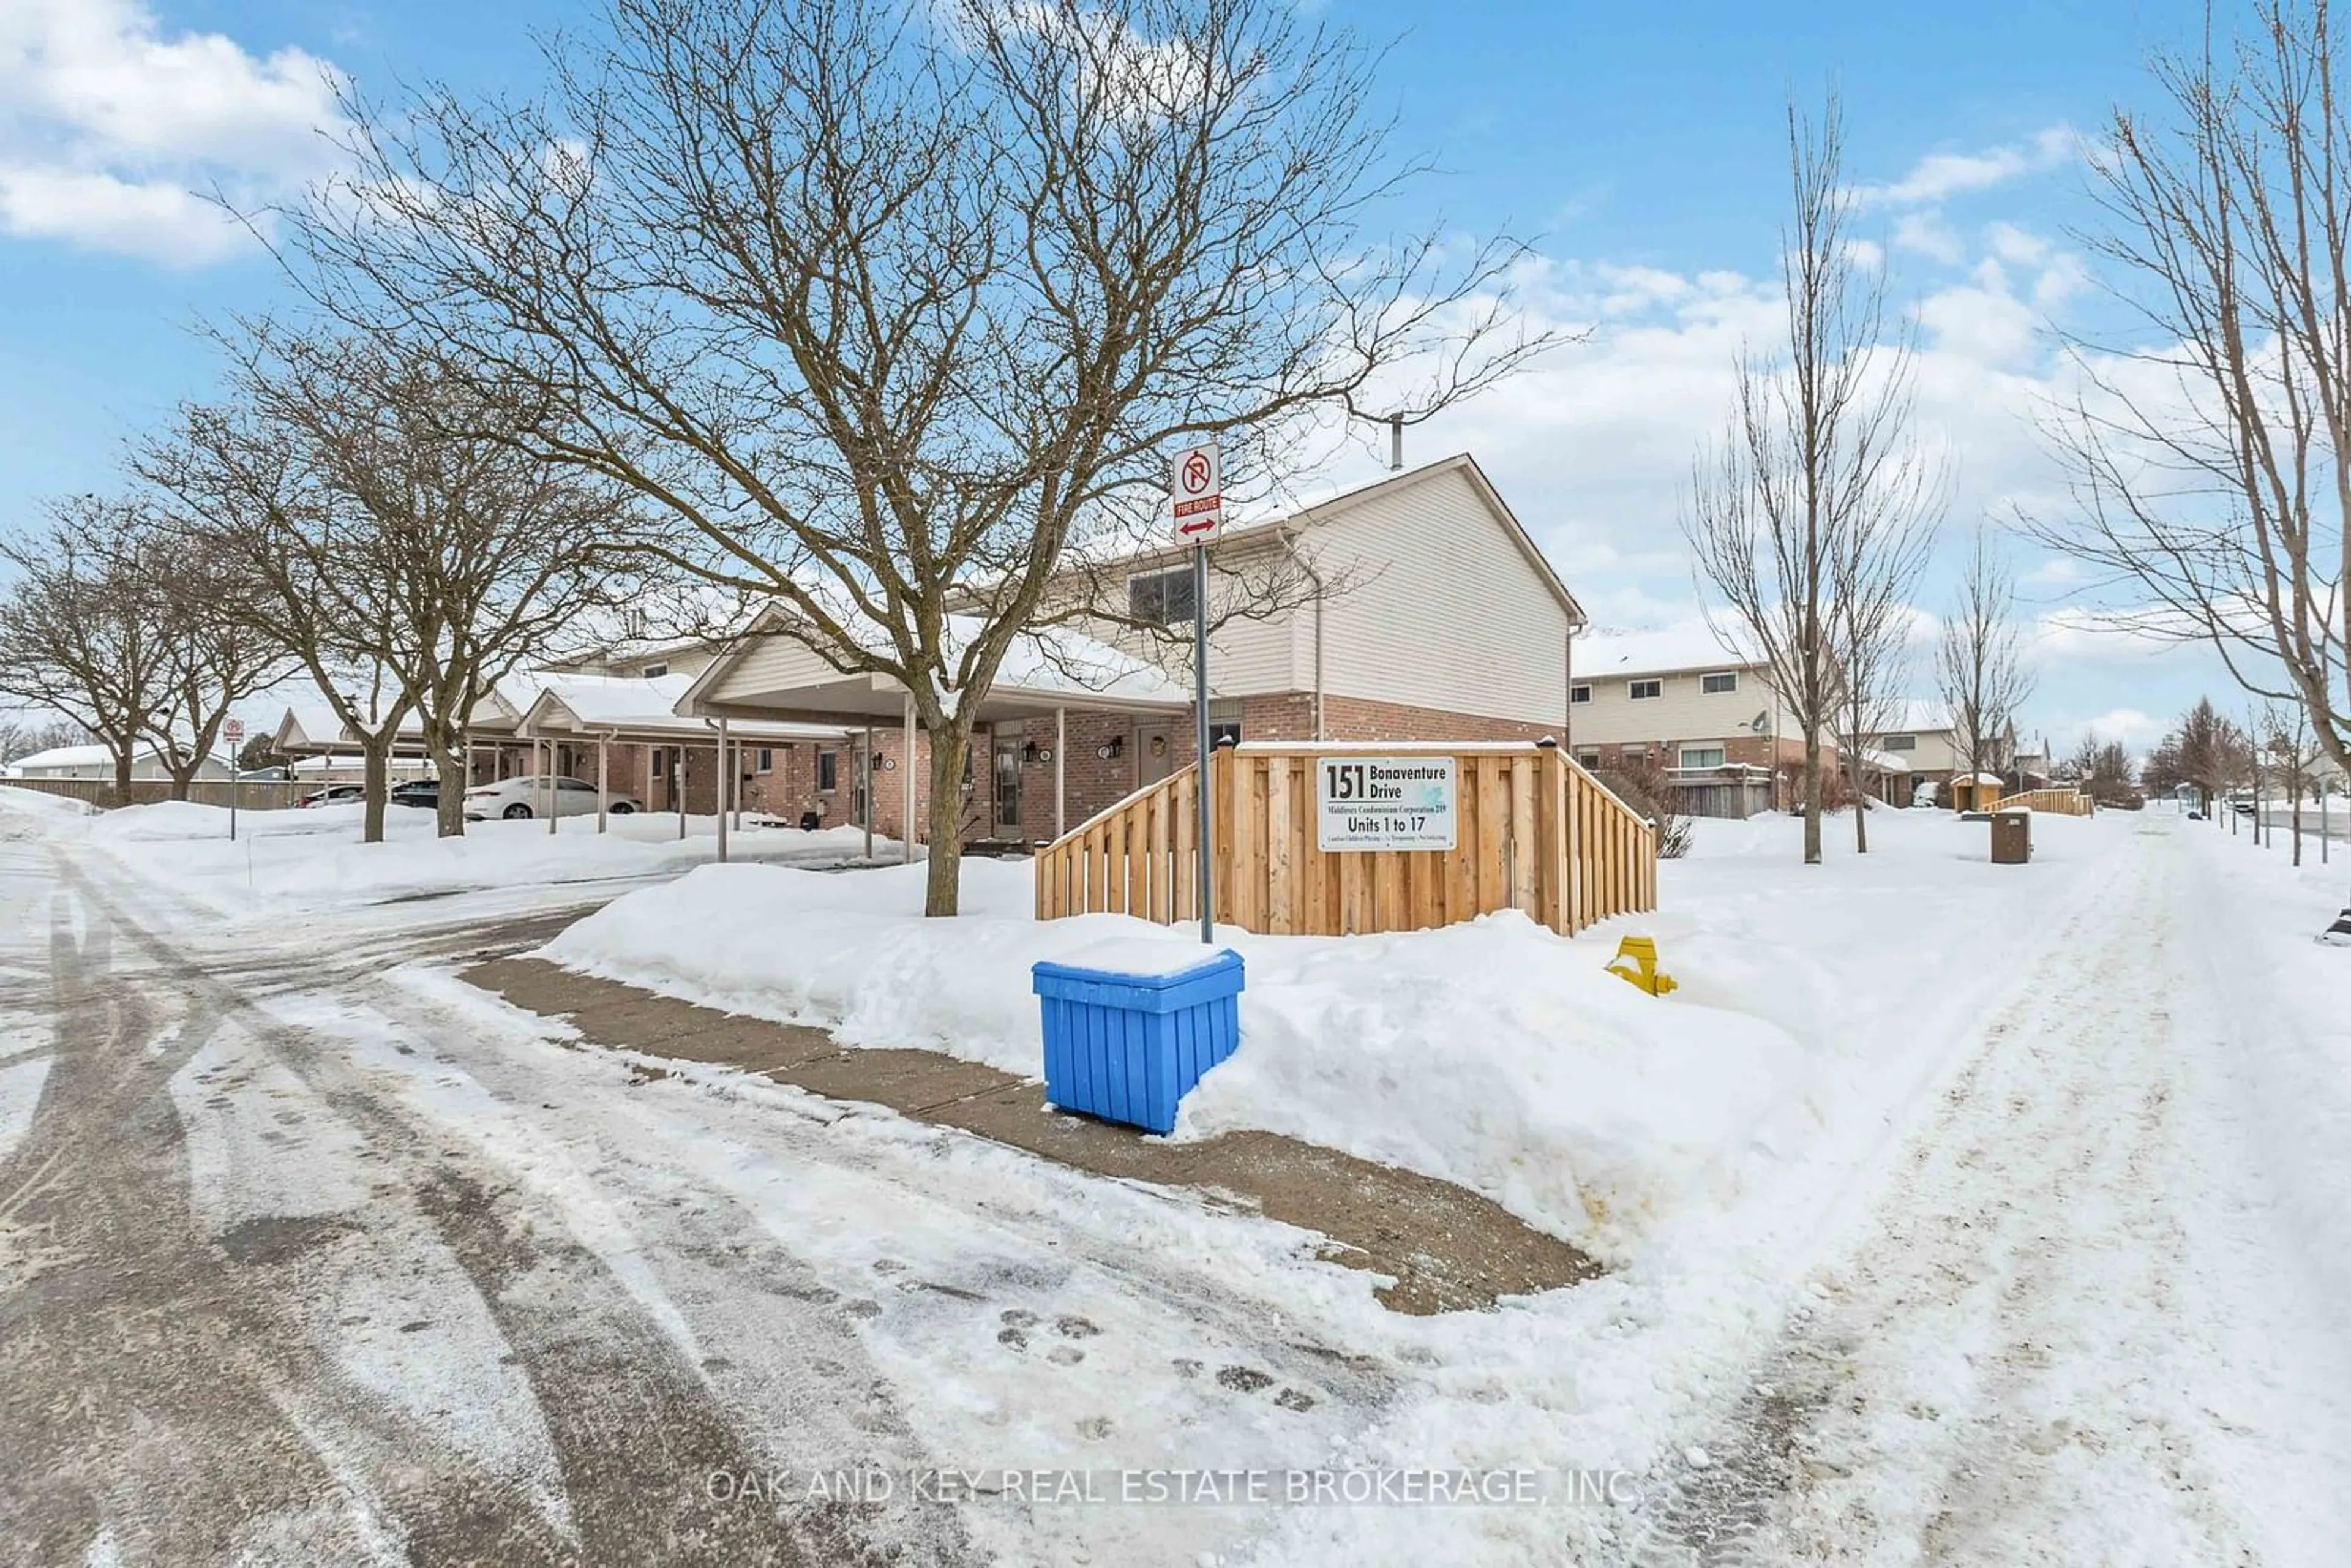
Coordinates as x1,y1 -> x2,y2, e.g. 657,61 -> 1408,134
1034,743 -> 1659,939
1999,788 -> 2093,816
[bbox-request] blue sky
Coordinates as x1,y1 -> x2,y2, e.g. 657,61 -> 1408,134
0,0 -> 2238,752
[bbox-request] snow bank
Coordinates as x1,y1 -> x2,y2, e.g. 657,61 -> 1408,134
542,855 -> 1814,1251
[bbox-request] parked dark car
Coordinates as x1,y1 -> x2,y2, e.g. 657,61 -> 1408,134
296,784 -> 364,809
389,779 -> 440,809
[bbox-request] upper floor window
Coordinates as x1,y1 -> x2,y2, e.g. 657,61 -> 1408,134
641,662 -> 669,678
1570,684 -> 1592,704
1128,568 -> 1197,628
1885,734 -> 1918,751
1628,679 -> 1662,700
1701,672 -> 1738,694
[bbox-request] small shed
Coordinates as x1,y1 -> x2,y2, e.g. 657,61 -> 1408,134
1950,772 -> 2004,812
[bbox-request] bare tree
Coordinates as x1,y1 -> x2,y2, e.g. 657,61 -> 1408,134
0,715 -> 89,765
147,328 -> 630,838
2170,696 -> 2252,813
138,536 -> 298,800
1829,434 -> 1940,851
2034,1 -> 2350,788
1685,92 -> 1924,864
2260,700 -> 2325,861
0,500 -> 177,805
1938,527 -> 2036,789
258,0 -> 1560,913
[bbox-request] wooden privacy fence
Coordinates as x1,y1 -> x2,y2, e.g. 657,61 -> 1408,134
1033,743 -> 1658,939
2000,788 -> 2093,817
0,777 -> 306,811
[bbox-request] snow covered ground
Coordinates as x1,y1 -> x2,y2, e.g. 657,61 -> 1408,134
16,789 -> 900,921
541,807 -> 2112,1259
10,786 -> 2351,1565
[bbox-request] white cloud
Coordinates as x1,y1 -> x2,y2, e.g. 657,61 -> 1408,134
1892,210 -> 1965,264
0,0 -> 341,265
1854,125 -> 2076,209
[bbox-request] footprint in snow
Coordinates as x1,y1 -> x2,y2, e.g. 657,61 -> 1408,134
1053,1315 -> 1100,1339
1215,1366 -> 1274,1394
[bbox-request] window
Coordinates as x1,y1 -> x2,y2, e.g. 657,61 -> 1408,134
651,751 -> 666,778
1127,567 -> 1197,628
756,748 -> 774,774
1884,734 -> 1918,752
817,750 -> 838,791
558,778 -> 596,792
1629,679 -> 1662,700
994,738 -> 1022,829
1209,721 -> 1242,751
1679,745 -> 1727,770
1570,683 -> 1592,705
641,662 -> 669,679
1701,672 -> 1738,694
1575,749 -> 1602,769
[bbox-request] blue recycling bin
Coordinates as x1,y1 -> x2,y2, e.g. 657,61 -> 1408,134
1032,948 -> 1245,1135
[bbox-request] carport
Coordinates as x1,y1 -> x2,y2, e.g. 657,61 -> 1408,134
516,673 -> 850,858
676,607 -> 1192,860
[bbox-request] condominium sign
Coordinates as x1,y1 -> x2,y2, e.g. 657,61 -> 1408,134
1315,756 -> 1458,852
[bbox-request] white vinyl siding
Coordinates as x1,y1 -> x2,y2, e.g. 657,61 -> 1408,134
1570,661 -> 1787,747
1307,465 -> 1570,723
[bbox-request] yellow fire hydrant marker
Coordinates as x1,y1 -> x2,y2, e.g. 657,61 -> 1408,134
1605,935 -> 1678,996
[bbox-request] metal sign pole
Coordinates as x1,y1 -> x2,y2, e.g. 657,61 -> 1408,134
1194,540 -> 1213,945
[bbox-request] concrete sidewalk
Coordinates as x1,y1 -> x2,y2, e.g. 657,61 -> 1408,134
465,958 -> 1599,1315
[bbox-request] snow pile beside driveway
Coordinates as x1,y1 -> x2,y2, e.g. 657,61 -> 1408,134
71,798 -> 894,917
541,856 -> 1813,1251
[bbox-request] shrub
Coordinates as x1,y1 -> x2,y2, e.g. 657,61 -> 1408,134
1595,754 -> 1694,860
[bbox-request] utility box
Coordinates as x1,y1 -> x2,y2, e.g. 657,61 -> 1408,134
1033,946 -> 1243,1134
1991,810 -> 2032,865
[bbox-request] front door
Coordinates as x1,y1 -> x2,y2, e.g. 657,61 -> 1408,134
993,737 -> 1022,833
1137,723 -> 1173,787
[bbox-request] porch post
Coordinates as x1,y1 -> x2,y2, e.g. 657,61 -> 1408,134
863,724 -> 875,861
597,738 -> 609,833
1055,705 -> 1067,839
677,748 -> 687,839
717,719 -> 730,863
542,738 -> 556,835
902,693 -> 917,865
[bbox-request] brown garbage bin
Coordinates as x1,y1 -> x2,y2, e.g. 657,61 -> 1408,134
1991,811 -> 2031,864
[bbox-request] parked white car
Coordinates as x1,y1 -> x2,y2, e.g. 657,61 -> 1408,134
463,775 -> 642,820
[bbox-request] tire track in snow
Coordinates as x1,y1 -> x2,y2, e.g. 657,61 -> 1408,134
1625,835 -> 2260,1567
16,848 -> 964,1565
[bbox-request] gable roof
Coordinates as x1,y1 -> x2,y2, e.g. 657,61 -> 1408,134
521,672 -> 848,743
680,602 -> 1193,721
1075,453 -> 1585,628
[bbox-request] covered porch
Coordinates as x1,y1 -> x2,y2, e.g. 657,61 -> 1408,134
678,610 -> 1193,857
516,673 -> 852,850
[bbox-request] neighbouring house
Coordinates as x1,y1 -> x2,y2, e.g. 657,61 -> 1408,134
1564,626 -> 1806,818
268,673 -> 555,787
6,743 -> 233,782
1865,701 -> 2017,808
675,454 -> 1589,847
515,673 -> 849,819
